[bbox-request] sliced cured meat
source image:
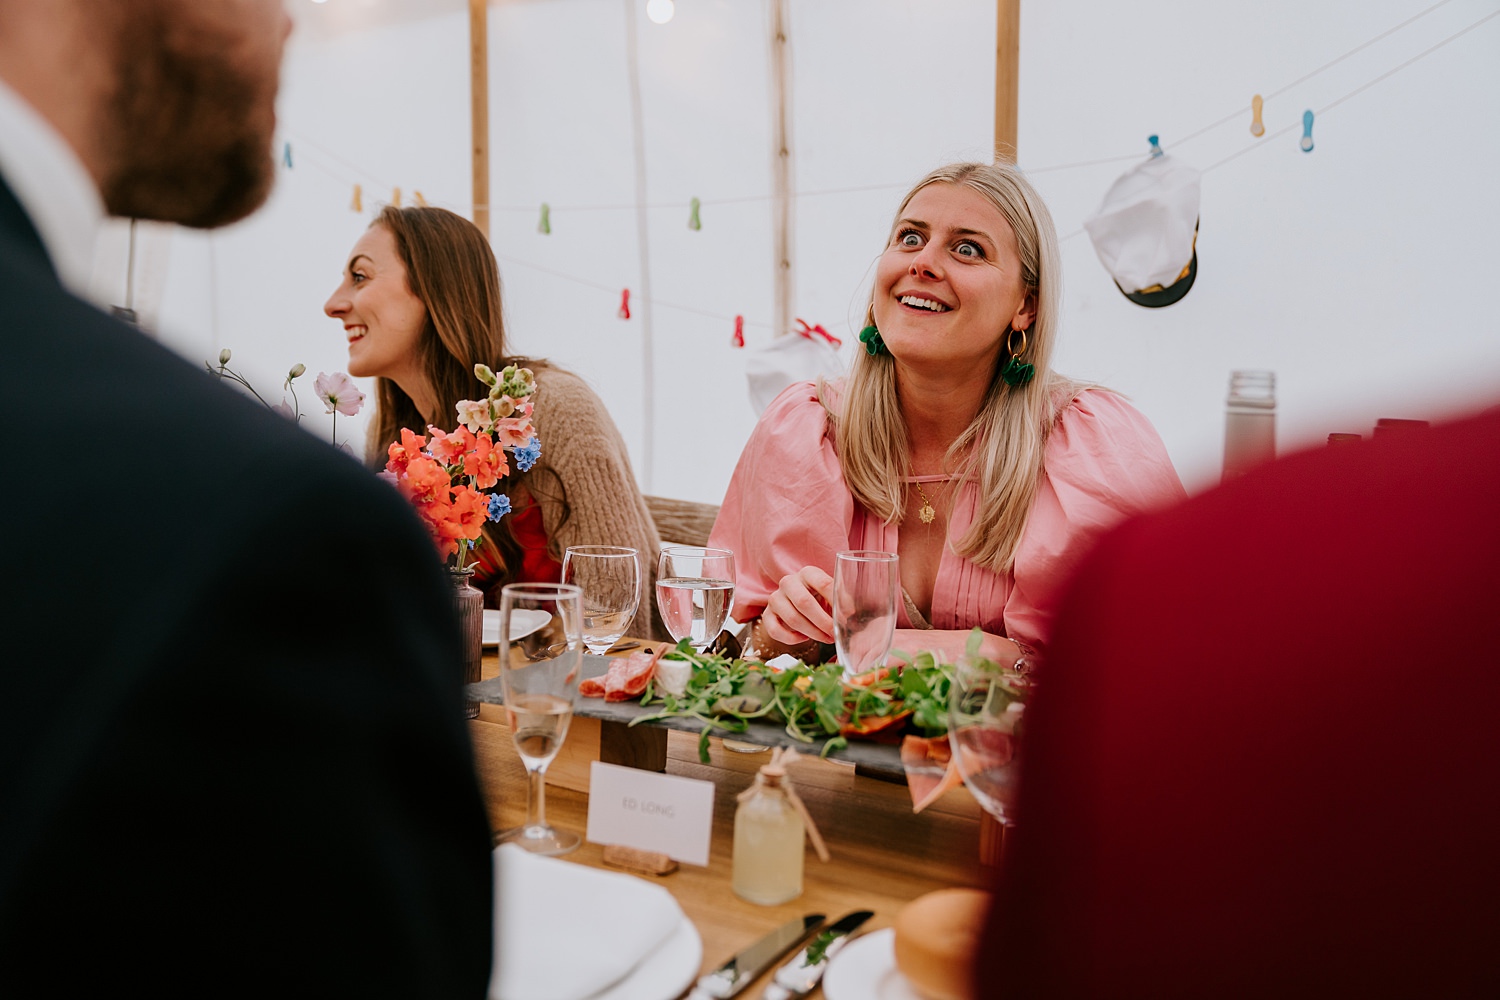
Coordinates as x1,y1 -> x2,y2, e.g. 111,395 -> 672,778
578,645 -> 668,701
605,645 -> 666,702
901,733 -> 963,813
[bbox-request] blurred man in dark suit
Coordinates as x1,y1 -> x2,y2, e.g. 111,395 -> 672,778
981,408 -> 1500,997
0,3 -> 492,995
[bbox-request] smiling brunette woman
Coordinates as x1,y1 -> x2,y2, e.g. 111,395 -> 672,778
710,162 -> 1185,667
325,206 -> 662,630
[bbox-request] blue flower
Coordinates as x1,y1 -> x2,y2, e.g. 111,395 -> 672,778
487,493 -> 512,522
514,437 -> 541,472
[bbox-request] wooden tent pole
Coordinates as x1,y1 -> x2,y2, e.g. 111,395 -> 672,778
769,0 -> 795,338
995,0 -> 1020,162
469,0 -> 490,238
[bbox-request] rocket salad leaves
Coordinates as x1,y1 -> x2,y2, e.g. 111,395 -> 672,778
629,638 -> 956,762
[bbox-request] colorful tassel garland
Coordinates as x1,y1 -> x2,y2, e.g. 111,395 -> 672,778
351,184 -> 363,212
688,197 -> 702,231
731,314 -> 744,347
618,288 -> 631,320
539,203 -> 551,234
392,187 -> 402,207
413,190 -> 428,207
282,142 -> 293,168
794,318 -> 841,348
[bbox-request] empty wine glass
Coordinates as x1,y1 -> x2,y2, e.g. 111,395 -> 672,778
655,546 -> 735,652
561,545 -> 641,655
833,550 -> 898,678
496,582 -> 583,856
947,655 -> 1032,827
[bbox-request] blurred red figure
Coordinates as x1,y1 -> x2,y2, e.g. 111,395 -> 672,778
983,406 -> 1500,998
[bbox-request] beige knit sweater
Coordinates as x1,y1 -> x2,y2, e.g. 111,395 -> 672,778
520,367 -> 666,641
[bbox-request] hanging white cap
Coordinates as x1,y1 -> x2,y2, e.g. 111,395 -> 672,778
1083,152 -> 1202,308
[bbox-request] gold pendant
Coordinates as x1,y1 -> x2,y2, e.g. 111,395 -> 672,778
919,503 -> 936,524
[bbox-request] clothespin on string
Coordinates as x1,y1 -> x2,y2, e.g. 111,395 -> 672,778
688,197 -> 702,231
794,318 -> 841,348
350,184 -> 363,212
392,187 -> 403,207
1148,134 -> 1164,158
1300,110 -> 1315,153
538,203 -> 551,235
731,314 -> 744,348
282,142 -> 293,169
1250,95 -> 1265,137
618,288 -> 631,320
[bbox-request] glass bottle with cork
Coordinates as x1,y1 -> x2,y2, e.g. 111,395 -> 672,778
732,747 -> 829,905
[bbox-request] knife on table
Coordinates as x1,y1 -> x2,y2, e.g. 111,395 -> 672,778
759,910 -> 874,1000
686,914 -> 826,999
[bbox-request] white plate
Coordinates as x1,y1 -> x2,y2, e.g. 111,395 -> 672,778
593,914 -> 702,1000
823,928 -> 922,1000
482,608 -> 552,646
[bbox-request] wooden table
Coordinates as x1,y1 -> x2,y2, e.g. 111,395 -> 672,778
470,648 -> 989,997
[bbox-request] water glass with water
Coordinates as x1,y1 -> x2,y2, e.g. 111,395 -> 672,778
656,546 -> 735,651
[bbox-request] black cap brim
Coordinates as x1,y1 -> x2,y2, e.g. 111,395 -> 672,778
1117,249 -> 1197,308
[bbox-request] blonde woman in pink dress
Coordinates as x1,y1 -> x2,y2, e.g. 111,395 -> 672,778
711,161 -> 1186,668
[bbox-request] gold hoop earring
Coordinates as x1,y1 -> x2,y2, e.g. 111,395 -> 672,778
1006,326 -> 1028,359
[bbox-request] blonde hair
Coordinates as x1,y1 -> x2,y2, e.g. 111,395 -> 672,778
833,161 -> 1085,573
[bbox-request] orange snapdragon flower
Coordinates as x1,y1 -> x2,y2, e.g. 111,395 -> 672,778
386,428 -> 429,476
463,433 -> 509,490
426,425 -> 477,467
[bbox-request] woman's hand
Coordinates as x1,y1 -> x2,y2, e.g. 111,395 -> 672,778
762,566 -> 836,645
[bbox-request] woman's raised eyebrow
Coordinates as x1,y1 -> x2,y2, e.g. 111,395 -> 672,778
347,253 -> 373,272
951,227 -> 995,245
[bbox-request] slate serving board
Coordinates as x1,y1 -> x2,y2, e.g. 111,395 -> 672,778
467,654 -> 911,780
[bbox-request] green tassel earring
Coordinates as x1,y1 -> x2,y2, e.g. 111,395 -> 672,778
1001,327 -> 1035,386
858,325 -> 887,356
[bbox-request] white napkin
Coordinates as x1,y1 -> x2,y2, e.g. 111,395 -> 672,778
489,844 -> 685,1000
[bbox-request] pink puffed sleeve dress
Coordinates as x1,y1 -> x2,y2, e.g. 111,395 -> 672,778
708,381 -> 1186,658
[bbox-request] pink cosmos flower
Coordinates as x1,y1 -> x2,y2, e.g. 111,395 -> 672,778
315,371 -> 365,416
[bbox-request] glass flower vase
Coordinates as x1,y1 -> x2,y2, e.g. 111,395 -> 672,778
450,566 -> 484,719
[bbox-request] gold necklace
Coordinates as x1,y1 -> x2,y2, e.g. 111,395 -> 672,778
913,480 -> 940,524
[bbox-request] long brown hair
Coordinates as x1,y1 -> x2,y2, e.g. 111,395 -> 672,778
363,205 -> 570,579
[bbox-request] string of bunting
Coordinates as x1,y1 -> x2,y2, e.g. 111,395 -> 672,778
273,1 -> 1496,334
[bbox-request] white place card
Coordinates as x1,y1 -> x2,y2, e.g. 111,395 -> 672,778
585,761 -> 715,867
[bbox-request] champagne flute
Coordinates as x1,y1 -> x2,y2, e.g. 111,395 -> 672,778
496,582 -> 583,856
833,550 -> 899,678
947,654 -> 1032,827
655,546 -> 735,652
561,545 -> 641,655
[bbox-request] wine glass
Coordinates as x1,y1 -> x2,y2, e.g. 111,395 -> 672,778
833,550 -> 898,678
947,654 -> 1032,827
496,582 -> 583,856
561,545 -> 641,655
655,546 -> 735,652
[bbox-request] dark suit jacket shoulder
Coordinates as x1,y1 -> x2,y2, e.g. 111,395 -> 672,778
0,184 -> 493,997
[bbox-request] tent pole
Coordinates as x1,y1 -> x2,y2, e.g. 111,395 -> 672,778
469,0 -> 490,238
995,0 -> 1020,162
769,0 -> 795,338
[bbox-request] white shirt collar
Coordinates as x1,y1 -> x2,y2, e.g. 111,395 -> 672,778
0,78 -> 105,299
